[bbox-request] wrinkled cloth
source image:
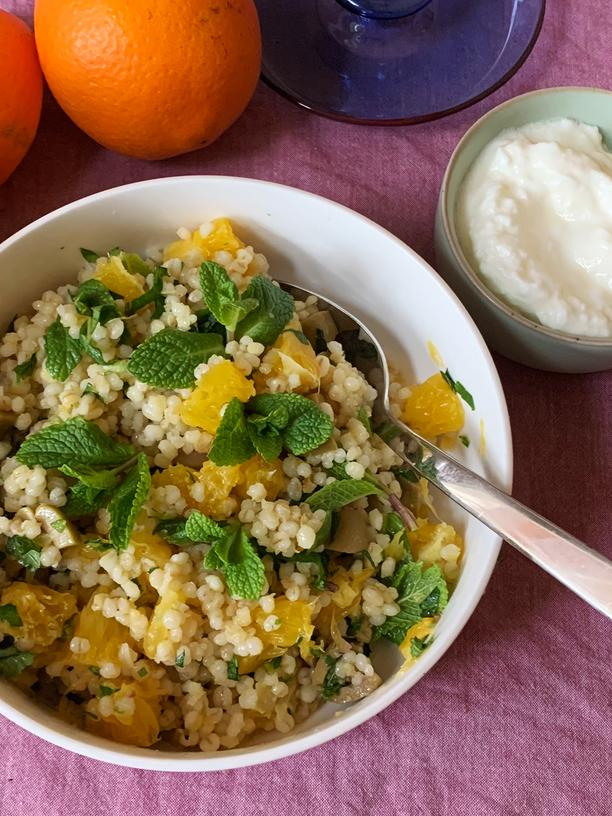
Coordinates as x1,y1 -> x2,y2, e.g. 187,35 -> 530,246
1,1 -> 611,814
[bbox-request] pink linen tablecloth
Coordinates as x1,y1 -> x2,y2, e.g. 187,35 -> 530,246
1,1 -> 611,813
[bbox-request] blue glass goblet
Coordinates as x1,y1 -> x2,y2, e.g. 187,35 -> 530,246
256,0 -> 545,124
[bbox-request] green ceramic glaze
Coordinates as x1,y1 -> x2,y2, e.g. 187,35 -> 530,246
435,87 -> 612,373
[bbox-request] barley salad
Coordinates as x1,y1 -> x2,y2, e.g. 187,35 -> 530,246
0,218 -> 469,751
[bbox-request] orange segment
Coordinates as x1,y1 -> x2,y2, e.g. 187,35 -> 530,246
234,455 -> 287,501
238,597 -> 313,673
86,681 -> 161,747
163,218 -> 245,263
95,255 -> 145,301
401,372 -> 464,438
259,331 -> 319,393
0,582 -> 76,650
197,461 -> 242,519
180,360 -> 255,433
71,597 -> 133,666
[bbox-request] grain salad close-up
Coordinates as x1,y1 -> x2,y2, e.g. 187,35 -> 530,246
0,217 -> 470,752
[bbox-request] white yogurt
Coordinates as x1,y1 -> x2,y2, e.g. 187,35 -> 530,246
457,118 -> 612,337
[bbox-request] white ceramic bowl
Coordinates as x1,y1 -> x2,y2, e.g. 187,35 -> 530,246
0,177 -> 512,770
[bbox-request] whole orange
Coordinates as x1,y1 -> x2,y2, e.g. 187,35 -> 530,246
0,11 -> 43,185
34,0 -> 261,160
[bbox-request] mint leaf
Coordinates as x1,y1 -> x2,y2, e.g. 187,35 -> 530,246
193,308 -> 227,340
321,655 -> 347,700
459,434 -> 470,448
98,684 -> 118,697
59,464 -> 119,490
184,510 -> 225,543
121,252 -> 150,278
17,417 -> 134,469
305,479 -> 383,513
154,517 -> 190,545
79,332 -> 106,365
14,354 -> 36,382
410,634 -> 433,658
129,267 -> 166,318
357,407 -> 372,435
44,319 -> 83,381
199,261 -> 257,332
286,329 -> 309,345
248,393 -> 333,456
336,329 -> 378,363
235,276 -> 294,345
314,510 -> 333,547
375,420 -> 401,443
290,550 -> 327,591
409,447 -> 438,482
224,544 -> 265,600
246,415 -> 283,462
373,561 -> 448,645
64,483 -> 111,518
0,646 -> 34,677
227,655 -> 239,680
108,454 -> 151,550
283,407 -> 334,456
391,465 -> 418,484
80,248 -> 99,263
204,523 -> 266,600
73,280 -> 120,325
175,651 -> 185,669
6,535 -> 42,570
208,398 -> 255,466
0,604 -> 22,627
127,329 -> 224,389
441,369 -> 475,410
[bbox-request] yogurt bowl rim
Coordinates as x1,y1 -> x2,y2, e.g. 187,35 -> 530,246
440,85 -> 612,349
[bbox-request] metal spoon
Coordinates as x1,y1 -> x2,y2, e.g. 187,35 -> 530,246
282,282 -> 612,620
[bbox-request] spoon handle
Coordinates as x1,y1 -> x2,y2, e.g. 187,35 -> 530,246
397,427 -> 612,620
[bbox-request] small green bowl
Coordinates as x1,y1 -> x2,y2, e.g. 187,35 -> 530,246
435,87 -> 612,373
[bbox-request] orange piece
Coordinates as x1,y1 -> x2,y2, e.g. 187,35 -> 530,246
0,11 -> 43,185
95,255 -> 145,301
180,360 -> 255,433
238,597 -> 313,673
0,582 -> 76,650
152,464 -> 200,509
71,597 -> 133,666
401,372 -> 464,439
34,0 -> 261,160
197,460 -> 241,519
259,331 -> 319,394
234,455 -> 286,501
86,681 -> 161,747
163,218 -> 245,263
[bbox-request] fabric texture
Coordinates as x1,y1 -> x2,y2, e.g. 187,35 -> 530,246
0,1 -> 611,813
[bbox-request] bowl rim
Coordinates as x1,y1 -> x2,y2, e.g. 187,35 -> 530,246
440,85 -> 612,349
0,175 -> 513,771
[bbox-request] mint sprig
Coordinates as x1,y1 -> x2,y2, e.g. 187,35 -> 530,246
108,454 -> 151,550
64,483 -> 112,518
127,329 -> 225,388
208,393 -> 333,466
73,280 -> 120,326
373,560 -> 448,645
204,522 -> 265,600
